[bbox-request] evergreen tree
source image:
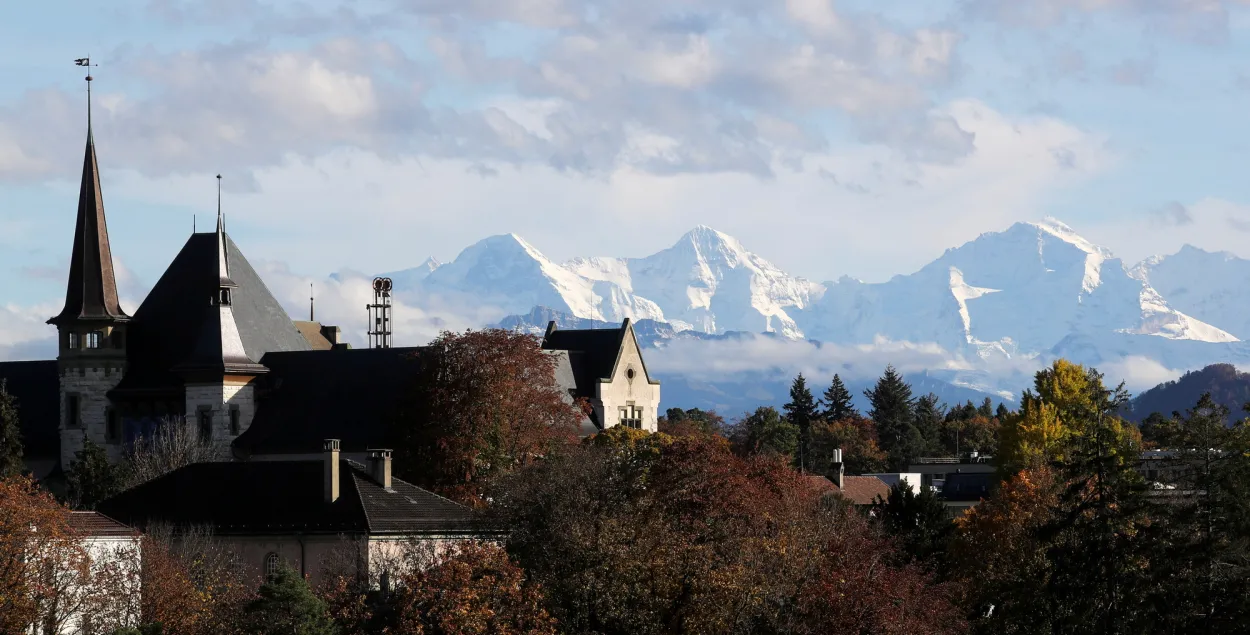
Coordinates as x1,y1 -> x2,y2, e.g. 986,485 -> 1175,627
865,366 -> 922,470
784,374 -> 820,472
733,406 -> 799,459
913,393 -> 945,457
821,374 -> 857,422
244,563 -> 335,635
995,402 -> 1010,421
65,440 -> 125,510
1040,370 -> 1154,634
0,380 -> 23,479
874,481 -> 953,570
1147,394 -> 1250,633
978,397 -> 994,418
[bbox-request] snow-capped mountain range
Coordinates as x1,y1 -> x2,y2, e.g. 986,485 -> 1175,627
370,219 -> 1250,412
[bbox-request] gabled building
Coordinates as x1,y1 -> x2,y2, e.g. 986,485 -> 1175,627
98,440 -> 484,585
0,93 -> 661,472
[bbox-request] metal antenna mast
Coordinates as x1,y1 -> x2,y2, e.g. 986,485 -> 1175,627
367,277 -> 393,348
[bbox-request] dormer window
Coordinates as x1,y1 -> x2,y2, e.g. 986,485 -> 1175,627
219,289 -> 232,306
85,331 -> 102,349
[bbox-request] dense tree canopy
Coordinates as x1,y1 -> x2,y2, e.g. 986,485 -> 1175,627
0,380 -> 22,479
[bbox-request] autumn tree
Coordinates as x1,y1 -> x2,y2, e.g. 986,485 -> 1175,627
491,433 -> 964,635
785,374 -> 821,471
0,380 -> 22,478
730,406 -> 798,459
125,416 -> 227,487
0,475 -> 137,634
809,416 -> 887,475
389,541 -> 557,635
658,407 -> 725,438
136,524 -> 254,635
393,329 -> 585,505
865,365 -> 922,470
951,468 -> 1062,634
821,374 -> 857,422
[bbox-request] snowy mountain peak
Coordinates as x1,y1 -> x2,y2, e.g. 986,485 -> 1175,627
1028,216 -> 1113,257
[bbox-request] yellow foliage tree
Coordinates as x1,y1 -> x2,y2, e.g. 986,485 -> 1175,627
998,359 -> 1133,475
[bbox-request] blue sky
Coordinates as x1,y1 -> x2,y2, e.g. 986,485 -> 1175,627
2,0 -> 1250,357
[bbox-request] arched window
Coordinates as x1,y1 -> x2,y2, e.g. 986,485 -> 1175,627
264,552 -> 281,580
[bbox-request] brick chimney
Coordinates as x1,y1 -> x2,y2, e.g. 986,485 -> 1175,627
367,449 -> 393,490
831,448 -> 844,490
323,439 -> 340,502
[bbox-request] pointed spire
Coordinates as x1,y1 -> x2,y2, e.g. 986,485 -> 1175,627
49,64 -> 128,325
216,174 -> 237,289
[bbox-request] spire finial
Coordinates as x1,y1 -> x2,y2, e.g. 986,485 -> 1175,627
216,174 -> 223,232
74,57 -> 96,133
310,283 -> 315,322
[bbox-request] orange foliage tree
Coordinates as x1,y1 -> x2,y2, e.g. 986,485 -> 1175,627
1,475 -> 140,634
393,329 -> 585,505
492,431 -> 965,634
135,525 -> 255,635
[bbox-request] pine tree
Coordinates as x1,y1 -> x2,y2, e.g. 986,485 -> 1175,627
1041,370 -> 1154,634
244,562 -> 335,635
784,374 -> 820,472
875,481 -> 953,569
65,440 -> 125,510
822,374 -> 857,422
912,393 -> 944,457
0,380 -> 23,479
978,397 -> 994,418
995,402 -> 1010,421
865,366 -> 921,470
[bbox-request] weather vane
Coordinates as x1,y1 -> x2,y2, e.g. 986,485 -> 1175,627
74,57 -> 99,127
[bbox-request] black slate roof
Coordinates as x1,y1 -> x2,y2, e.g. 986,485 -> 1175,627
0,360 -> 60,458
233,347 -> 429,456
113,233 -> 309,394
540,321 -> 628,399
97,458 -> 481,535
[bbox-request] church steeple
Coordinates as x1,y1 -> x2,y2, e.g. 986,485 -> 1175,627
49,67 -> 128,326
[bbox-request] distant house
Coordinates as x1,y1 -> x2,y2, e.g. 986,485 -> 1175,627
541,319 -> 662,434
98,440 -> 488,586
31,512 -> 141,635
938,472 -> 996,517
808,453 -> 892,507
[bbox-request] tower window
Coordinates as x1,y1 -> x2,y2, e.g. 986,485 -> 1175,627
229,407 -> 242,435
618,405 -> 643,429
197,408 -> 213,442
85,332 -> 102,349
66,395 -> 81,429
219,289 -> 232,306
67,333 -> 80,349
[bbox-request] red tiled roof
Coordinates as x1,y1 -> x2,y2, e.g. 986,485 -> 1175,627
830,476 -> 891,506
68,511 -> 139,538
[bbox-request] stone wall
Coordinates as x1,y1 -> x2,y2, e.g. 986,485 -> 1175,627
184,381 -> 257,448
59,365 -> 125,467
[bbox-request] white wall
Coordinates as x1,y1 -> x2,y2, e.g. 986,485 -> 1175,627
597,327 -> 661,433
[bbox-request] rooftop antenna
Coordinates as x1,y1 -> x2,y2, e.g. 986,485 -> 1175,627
216,174 -> 223,231
310,283 -> 315,322
367,277 -> 393,348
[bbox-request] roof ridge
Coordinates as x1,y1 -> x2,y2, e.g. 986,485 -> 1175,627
391,474 -> 475,512
347,468 -> 375,533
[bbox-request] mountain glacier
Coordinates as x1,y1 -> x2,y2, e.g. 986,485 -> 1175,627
372,218 -> 1250,410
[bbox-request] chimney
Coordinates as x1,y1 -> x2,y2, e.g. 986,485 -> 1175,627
323,439 -> 340,502
831,448 -> 844,490
320,324 -> 341,345
367,449 -> 393,490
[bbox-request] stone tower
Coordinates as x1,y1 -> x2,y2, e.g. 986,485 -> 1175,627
171,192 -> 269,449
47,83 -> 130,468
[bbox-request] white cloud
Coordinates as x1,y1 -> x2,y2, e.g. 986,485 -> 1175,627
1099,354 -> 1185,394
1088,197 -> 1250,266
